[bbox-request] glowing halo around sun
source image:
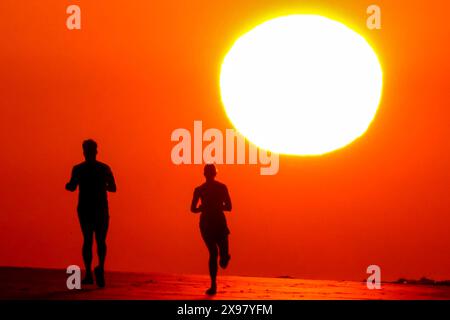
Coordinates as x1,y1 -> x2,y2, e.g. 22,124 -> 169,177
220,15 -> 383,155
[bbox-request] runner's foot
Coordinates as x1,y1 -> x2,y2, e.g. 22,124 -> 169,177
81,273 -> 94,285
94,266 -> 105,288
219,254 -> 231,269
205,286 -> 217,295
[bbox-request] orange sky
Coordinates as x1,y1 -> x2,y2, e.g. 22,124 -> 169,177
0,0 -> 449,281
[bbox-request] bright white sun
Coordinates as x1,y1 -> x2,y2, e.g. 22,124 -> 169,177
220,15 -> 383,155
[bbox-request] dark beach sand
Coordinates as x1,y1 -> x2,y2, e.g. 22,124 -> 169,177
1,267 -> 449,300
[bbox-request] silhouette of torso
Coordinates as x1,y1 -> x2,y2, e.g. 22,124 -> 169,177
71,161 -> 113,214
195,180 -> 230,238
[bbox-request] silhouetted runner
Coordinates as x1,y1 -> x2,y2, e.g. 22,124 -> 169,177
65,139 -> 116,288
191,164 -> 232,295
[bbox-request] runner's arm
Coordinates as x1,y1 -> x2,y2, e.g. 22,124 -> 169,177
65,167 -> 78,192
106,167 -> 117,192
190,188 -> 202,213
223,186 -> 232,211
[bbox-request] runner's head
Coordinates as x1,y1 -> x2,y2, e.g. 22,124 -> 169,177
82,139 -> 98,162
204,164 -> 217,181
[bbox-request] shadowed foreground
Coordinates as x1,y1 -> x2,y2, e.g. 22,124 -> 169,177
1,267 -> 450,300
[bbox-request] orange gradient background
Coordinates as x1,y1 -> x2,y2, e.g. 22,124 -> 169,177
0,0 -> 449,281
